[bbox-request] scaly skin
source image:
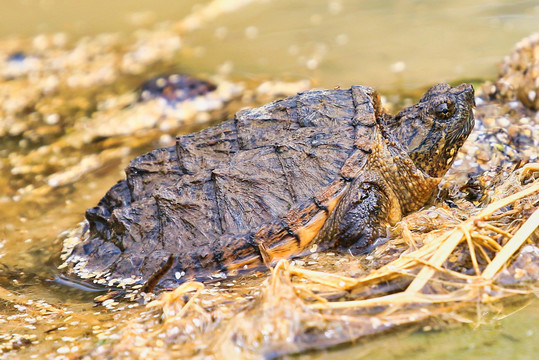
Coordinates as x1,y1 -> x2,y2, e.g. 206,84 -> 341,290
383,83 -> 475,178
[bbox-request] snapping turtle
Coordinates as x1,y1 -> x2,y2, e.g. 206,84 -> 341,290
63,83 -> 475,291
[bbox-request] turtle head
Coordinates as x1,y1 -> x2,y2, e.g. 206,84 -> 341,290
384,83 -> 475,178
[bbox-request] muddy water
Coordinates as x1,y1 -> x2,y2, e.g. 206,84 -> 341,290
300,299 -> 539,360
177,0 -> 539,89
1,0 -> 538,89
0,0 -> 538,359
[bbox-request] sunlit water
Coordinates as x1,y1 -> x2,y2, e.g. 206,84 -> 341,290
1,0 -> 538,89
0,0 -> 538,358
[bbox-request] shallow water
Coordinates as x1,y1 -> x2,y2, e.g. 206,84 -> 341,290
0,0 -> 538,359
300,298 -> 539,360
1,0 -> 538,89
176,0 -> 539,89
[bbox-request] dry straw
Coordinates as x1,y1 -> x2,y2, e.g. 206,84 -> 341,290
288,164 -> 539,310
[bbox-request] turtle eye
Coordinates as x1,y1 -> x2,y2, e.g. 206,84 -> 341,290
434,101 -> 455,120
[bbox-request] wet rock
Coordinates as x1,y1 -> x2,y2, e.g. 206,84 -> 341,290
139,74 -> 216,103
496,32 -> 539,110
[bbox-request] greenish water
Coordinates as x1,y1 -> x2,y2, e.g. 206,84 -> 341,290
0,0 -> 205,37
0,0 -> 537,359
301,299 -> 539,360
1,0 -> 538,89
177,0 -> 539,89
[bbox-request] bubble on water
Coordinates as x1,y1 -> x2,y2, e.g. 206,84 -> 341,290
306,58 -> 319,70
215,26 -> 228,39
245,26 -> 259,39
390,61 -> 406,73
328,0 -> 343,15
335,33 -> 349,46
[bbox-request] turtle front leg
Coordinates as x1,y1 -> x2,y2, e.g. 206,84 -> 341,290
316,179 -> 396,255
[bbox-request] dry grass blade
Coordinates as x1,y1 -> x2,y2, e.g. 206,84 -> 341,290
480,223 -> 514,239
478,180 -> 539,219
464,226 -> 481,275
289,167 -> 539,324
482,207 -> 539,279
310,288 -> 477,310
405,228 -> 467,293
406,179 -> 539,293
476,243 -> 492,264
147,281 -> 204,316
472,232 -> 503,251
288,265 -> 359,290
